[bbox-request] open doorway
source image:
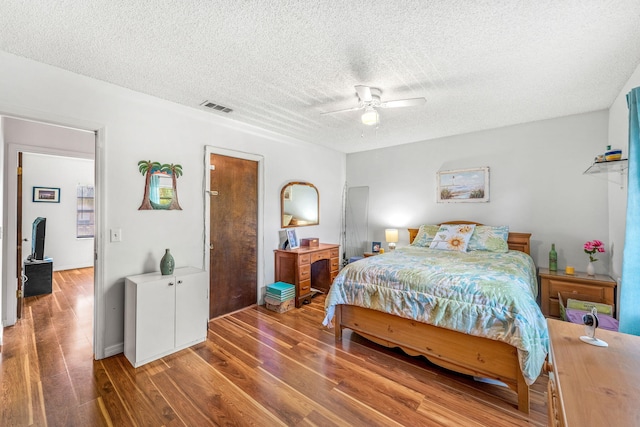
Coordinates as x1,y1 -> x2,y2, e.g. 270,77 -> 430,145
2,117 -> 97,353
20,152 -> 95,348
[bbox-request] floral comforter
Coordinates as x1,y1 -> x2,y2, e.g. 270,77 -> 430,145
323,246 -> 549,385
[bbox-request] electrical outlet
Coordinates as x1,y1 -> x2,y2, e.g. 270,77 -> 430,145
110,228 -> 122,242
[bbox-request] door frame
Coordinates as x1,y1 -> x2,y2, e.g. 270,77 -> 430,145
1,113 -> 106,360
204,146 -> 264,308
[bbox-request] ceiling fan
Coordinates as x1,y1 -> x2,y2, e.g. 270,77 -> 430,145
321,85 -> 426,126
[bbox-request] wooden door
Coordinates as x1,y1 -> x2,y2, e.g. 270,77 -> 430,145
16,152 -> 24,319
209,154 -> 257,318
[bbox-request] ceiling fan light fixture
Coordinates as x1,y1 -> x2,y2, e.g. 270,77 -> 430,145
361,107 -> 379,126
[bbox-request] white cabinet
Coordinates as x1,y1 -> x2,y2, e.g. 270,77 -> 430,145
124,267 -> 208,368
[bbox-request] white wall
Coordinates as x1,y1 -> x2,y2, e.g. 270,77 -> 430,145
607,61 -> 640,310
21,152 -> 94,270
347,111 -> 610,273
0,51 -> 346,356
0,118 -> 4,345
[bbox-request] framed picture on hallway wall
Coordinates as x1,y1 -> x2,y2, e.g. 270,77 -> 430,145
33,187 -> 60,203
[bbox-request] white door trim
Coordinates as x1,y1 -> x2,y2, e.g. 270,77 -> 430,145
1,113 -> 106,360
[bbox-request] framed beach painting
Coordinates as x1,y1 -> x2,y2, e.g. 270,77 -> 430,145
437,167 -> 489,203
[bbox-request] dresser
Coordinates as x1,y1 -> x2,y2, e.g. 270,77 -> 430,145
546,319 -> 640,426
124,267 -> 208,367
274,243 -> 340,307
538,268 -> 616,318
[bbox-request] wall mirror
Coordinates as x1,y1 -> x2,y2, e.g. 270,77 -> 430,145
137,160 -> 183,210
281,182 -> 319,228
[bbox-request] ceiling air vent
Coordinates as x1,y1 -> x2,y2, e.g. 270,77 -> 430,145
200,100 -> 233,113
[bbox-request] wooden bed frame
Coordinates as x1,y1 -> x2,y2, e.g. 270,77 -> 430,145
333,221 -> 534,413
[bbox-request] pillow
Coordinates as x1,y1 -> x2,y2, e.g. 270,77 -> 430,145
411,224 -> 441,247
429,224 -> 475,252
468,225 -> 509,253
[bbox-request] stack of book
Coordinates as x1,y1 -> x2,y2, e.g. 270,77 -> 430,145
265,281 -> 295,313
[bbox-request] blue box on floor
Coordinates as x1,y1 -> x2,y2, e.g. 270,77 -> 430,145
266,281 -> 295,301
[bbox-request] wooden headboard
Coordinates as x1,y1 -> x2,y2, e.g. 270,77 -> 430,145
408,221 -> 531,255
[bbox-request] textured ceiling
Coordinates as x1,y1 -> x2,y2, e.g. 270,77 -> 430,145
1,1 -> 640,153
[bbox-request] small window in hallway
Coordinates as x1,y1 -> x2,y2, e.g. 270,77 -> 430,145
77,185 -> 94,238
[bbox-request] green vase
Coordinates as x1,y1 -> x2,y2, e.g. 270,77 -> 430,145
160,249 -> 175,275
549,243 -> 557,271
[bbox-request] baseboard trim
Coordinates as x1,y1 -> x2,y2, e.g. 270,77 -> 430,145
53,263 -> 94,272
101,342 -> 124,359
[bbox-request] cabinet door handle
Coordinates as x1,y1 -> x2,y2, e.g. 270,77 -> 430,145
168,282 -> 174,286
177,280 -> 183,284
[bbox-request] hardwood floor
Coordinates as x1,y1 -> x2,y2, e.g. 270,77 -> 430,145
1,268 -> 549,426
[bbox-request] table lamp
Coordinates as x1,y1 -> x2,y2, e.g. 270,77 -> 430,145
385,228 -> 399,251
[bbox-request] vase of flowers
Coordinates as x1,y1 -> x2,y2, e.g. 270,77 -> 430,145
584,239 -> 605,276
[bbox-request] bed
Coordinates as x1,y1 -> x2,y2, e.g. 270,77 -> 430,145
323,221 -> 548,413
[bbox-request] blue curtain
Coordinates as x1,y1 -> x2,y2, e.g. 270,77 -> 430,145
620,87 -> 640,335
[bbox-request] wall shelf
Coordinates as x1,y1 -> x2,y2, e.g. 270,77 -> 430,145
583,159 -> 628,174
583,159 -> 628,188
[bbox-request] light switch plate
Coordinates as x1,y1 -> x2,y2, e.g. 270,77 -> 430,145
110,228 -> 122,242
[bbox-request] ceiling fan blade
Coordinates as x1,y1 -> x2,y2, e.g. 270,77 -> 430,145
380,98 -> 426,108
320,105 -> 363,115
355,85 -> 372,102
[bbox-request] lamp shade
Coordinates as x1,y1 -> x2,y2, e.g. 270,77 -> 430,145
385,229 -> 399,243
361,107 -> 379,126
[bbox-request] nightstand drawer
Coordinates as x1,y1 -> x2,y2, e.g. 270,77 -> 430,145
549,279 -> 609,302
548,299 -> 562,319
538,268 -> 617,318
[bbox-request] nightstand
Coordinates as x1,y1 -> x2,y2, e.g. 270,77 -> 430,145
363,252 -> 379,257
538,267 -> 616,318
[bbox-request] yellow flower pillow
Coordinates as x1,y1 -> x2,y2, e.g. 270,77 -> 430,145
429,224 -> 476,252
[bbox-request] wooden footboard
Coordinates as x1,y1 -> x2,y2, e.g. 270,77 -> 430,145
334,304 -> 530,413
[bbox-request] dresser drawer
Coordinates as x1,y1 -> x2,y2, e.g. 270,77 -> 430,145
299,279 -> 311,296
330,248 -> 339,258
330,270 -> 338,282
299,254 -> 311,265
310,250 -> 330,264
299,264 -> 310,281
330,257 -> 339,271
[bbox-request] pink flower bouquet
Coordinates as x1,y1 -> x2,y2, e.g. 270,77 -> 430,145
584,240 -> 605,262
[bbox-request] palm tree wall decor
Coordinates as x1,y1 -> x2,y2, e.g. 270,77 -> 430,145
137,160 -> 183,210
